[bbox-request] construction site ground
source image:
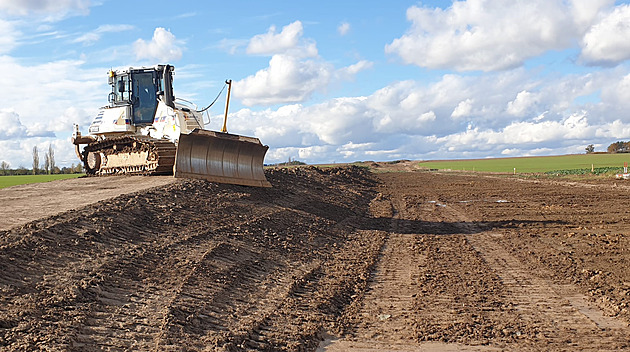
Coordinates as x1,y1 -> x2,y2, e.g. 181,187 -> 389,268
1,164 -> 630,351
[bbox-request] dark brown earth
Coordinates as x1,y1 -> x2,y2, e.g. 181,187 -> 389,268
1,166 -> 630,351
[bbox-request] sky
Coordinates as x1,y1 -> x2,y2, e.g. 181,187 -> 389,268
2,0 -> 630,168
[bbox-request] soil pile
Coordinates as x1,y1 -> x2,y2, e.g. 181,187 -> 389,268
0,166 -> 384,351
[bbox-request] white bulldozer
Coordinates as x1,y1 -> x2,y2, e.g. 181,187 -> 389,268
72,64 -> 271,187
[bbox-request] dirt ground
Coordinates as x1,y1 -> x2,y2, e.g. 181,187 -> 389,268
1,166 -> 630,351
0,176 -> 175,231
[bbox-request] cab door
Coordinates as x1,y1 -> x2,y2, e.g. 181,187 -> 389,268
131,71 -> 158,125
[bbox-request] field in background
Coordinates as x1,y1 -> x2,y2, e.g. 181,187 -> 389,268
0,174 -> 84,189
417,154 -> 630,173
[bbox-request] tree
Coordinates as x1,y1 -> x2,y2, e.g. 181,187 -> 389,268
0,161 -> 9,176
47,144 -> 55,174
32,146 -> 39,175
585,144 -> 595,154
43,153 -> 49,175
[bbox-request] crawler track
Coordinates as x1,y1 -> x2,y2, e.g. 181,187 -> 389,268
83,135 -> 176,176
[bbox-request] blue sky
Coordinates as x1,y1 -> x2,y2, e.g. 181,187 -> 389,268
2,0 -> 630,168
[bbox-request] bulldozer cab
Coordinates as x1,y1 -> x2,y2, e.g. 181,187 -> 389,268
108,67 -> 171,126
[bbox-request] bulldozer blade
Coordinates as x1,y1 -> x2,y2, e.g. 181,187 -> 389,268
175,129 -> 272,187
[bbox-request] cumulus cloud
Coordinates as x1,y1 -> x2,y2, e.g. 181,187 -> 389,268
0,56 -> 107,167
601,72 -> 630,107
0,0 -> 91,20
0,109 -> 56,140
234,55 -> 334,106
0,110 -> 28,139
73,24 -> 134,45
506,90 -> 539,116
580,5 -> 630,66
225,64 -> 630,164
437,111 -> 594,154
133,27 -> 183,62
451,99 -> 473,119
338,22 -> 350,36
246,21 -> 316,57
234,56 -> 373,106
386,0 -> 612,71
234,22 -> 372,106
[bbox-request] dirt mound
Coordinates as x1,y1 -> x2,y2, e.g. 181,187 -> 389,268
0,166 -> 386,351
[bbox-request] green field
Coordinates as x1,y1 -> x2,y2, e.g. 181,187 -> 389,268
418,154 -> 630,174
0,174 -> 84,189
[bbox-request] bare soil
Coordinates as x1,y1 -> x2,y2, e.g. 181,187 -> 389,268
0,176 -> 175,231
1,167 -> 630,351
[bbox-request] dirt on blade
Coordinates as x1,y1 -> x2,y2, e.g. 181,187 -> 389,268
2,166 -> 630,351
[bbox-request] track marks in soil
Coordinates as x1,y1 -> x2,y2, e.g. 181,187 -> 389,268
5,168 -> 630,351
0,166 -> 388,351
324,171 -> 630,351
346,232 -> 426,340
466,232 -> 629,350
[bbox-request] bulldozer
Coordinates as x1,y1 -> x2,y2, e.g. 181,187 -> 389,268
72,64 -> 271,187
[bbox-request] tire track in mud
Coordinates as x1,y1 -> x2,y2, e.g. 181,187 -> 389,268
430,181 -> 630,350
443,201 -> 630,350
321,188 -> 506,351
340,196 -> 427,341
69,199 -> 342,350
323,172 -> 630,351
1,179 -> 297,350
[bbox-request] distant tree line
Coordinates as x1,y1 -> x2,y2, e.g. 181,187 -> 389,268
607,141 -> 630,153
0,144 -> 83,176
585,142 -> 630,154
271,156 -> 307,167
0,162 -> 83,176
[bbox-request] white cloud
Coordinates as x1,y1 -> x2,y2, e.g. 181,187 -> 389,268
601,73 -> 630,107
246,21 -> 316,57
234,54 -> 333,106
580,5 -> 630,66
438,111 -> 593,151
386,0 -> 612,71
224,64 -> 630,164
73,24 -> 134,45
0,56 -> 108,167
337,60 -> 373,78
133,27 -> 183,62
338,22 -> 350,36
0,0 -> 91,20
0,19 -> 18,54
571,0 -> 615,27
235,22 -> 371,106
451,99 -> 473,119
0,110 -> 28,139
506,90 -> 538,116
234,57 -> 374,106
